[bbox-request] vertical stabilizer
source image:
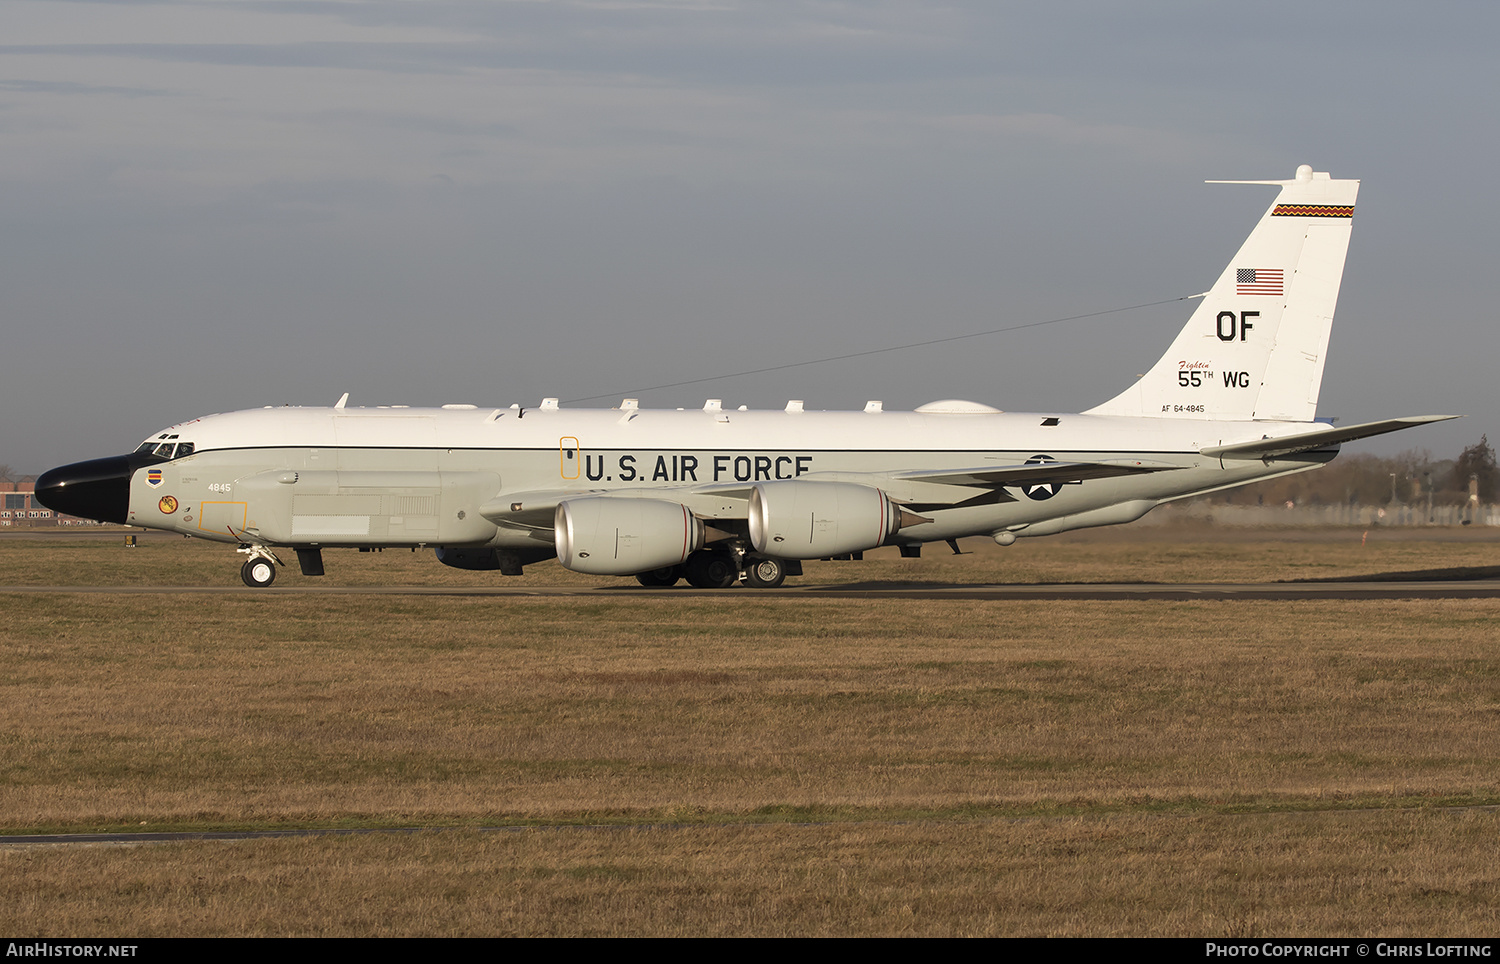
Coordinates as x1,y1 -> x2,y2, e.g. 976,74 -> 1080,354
1084,165 -> 1358,421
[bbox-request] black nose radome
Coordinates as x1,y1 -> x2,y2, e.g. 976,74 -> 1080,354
35,453 -> 162,525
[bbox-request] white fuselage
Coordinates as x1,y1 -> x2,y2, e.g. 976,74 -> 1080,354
124,403 -> 1332,550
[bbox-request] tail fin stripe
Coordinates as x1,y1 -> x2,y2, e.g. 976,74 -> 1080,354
1273,204 -> 1354,218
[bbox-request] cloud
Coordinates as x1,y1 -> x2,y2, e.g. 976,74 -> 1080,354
0,77 -> 171,97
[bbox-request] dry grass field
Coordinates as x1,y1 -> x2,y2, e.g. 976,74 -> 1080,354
2,525 -> 1498,936
4,519 -> 1499,587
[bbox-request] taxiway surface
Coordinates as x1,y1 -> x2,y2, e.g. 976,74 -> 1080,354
4,580 -> 1500,600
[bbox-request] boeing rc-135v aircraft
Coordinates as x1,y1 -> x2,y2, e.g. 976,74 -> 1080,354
38,166 -> 1453,588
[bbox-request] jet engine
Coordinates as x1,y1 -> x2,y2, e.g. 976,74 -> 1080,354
748,481 -> 905,559
555,498 -> 705,575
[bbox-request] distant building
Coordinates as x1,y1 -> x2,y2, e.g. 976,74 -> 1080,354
0,476 -> 102,526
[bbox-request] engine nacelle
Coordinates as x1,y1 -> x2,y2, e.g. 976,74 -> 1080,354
748,481 -> 902,559
555,498 -> 705,575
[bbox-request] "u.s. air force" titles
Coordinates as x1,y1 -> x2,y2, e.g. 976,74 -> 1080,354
583,453 -> 815,483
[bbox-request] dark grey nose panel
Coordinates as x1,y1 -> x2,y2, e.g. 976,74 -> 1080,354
35,453 -> 163,525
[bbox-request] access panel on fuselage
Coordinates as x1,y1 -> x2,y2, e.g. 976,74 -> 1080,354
237,469 -> 499,547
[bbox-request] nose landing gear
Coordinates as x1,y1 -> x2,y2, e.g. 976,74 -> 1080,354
237,545 -> 283,587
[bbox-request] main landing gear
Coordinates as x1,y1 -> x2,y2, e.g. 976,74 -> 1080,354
685,549 -> 739,589
635,566 -> 682,588
741,555 -> 786,589
632,550 -> 792,590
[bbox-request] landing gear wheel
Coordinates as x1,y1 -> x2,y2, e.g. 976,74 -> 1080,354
684,550 -> 738,589
742,556 -> 786,589
635,566 -> 682,588
241,557 -> 277,588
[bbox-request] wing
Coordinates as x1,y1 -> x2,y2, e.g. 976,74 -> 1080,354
892,459 -> 1183,488
478,489 -> 587,529
479,486 -> 754,529
479,458 -> 1185,531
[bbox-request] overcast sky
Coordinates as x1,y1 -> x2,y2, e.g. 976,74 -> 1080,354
3,1 -> 1495,472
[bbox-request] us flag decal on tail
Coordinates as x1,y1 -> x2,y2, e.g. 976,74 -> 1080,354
1236,267 -> 1283,296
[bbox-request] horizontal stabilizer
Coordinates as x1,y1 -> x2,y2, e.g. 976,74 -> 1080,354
1200,416 -> 1459,460
897,459 -> 1182,488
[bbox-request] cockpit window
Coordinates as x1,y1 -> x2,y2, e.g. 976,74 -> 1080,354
136,441 -> 194,459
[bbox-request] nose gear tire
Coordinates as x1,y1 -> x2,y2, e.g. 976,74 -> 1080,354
241,558 -> 276,588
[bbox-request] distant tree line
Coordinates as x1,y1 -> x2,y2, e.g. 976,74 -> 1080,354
1221,436 -> 1499,507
